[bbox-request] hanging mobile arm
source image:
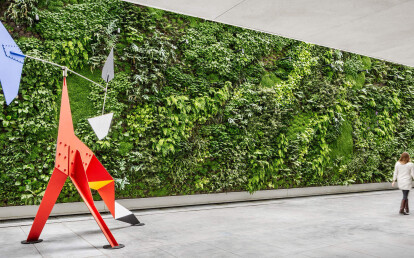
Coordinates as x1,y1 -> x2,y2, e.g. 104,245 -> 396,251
11,50 -> 115,140
68,69 -> 107,91
9,51 -> 107,91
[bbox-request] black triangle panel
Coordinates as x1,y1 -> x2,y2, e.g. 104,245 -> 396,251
116,213 -> 140,225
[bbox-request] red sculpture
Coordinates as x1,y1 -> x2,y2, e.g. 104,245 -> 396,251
22,74 -> 142,249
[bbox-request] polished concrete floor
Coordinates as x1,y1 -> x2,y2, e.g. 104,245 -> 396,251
1,190 -> 413,257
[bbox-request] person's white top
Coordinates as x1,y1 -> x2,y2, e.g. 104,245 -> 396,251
393,161 -> 414,190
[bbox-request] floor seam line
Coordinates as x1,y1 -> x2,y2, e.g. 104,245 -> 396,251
214,0 -> 248,20
338,244 -> 380,257
203,239 -> 242,256
19,226 -> 44,257
62,221 -> 105,255
155,246 -> 180,257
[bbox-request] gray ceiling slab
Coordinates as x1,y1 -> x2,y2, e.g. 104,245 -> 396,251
122,0 -> 245,20
216,0 -> 411,38
123,0 -> 414,67
305,0 -> 414,59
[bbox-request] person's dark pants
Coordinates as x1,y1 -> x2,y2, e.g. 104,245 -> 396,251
402,190 -> 410,200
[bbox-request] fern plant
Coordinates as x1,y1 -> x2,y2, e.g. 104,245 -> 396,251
6,0 -> 38,26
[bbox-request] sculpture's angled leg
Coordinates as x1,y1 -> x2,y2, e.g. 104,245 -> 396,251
23,168 -> 68,244
70,151 -> 123,249
86,154 -> 144,226
96,181 -> 144,226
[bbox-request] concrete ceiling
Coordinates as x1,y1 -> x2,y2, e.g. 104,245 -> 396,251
123,0 -> 414,67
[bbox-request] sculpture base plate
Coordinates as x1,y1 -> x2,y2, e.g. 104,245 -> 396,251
132,223 -> 145,226
21,239 -> 43,244
103,244 -> 125,249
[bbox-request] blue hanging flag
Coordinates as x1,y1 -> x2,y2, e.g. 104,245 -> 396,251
0,22 -> 25,105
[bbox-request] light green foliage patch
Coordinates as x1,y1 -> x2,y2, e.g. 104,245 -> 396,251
66,69 -> 100,125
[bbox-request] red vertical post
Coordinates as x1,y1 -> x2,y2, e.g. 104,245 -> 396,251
23,169 -> 68,243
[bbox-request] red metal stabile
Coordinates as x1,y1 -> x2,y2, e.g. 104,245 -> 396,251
24,77 -> 121,248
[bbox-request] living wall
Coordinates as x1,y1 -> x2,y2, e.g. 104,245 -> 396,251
1,0 -> 414,206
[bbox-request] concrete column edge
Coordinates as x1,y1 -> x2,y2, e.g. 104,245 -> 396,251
0,182 -> 396,220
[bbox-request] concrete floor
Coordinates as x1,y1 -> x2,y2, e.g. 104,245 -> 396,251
1,190 -> 413,257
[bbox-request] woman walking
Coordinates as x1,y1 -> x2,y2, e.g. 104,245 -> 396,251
392,152 -> 414,215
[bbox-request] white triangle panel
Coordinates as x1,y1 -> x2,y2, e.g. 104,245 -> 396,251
88,113 -> 114,140
115,201 -> 132,219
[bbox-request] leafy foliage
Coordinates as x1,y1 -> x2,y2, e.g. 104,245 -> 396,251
5,0 -> 38,26
1,1 -> 413,206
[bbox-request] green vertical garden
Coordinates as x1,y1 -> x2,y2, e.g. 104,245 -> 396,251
1,0 -> 414,206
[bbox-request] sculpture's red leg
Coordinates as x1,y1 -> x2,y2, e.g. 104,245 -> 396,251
24,168 -> 68,243
70,151 -> 121,248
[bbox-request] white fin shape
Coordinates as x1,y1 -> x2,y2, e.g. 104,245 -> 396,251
102,48 -> 114,83
114,201 -> 132,219
88,113 -> 113,140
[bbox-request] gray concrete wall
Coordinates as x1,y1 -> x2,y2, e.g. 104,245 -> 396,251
0,182 -> 395,220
